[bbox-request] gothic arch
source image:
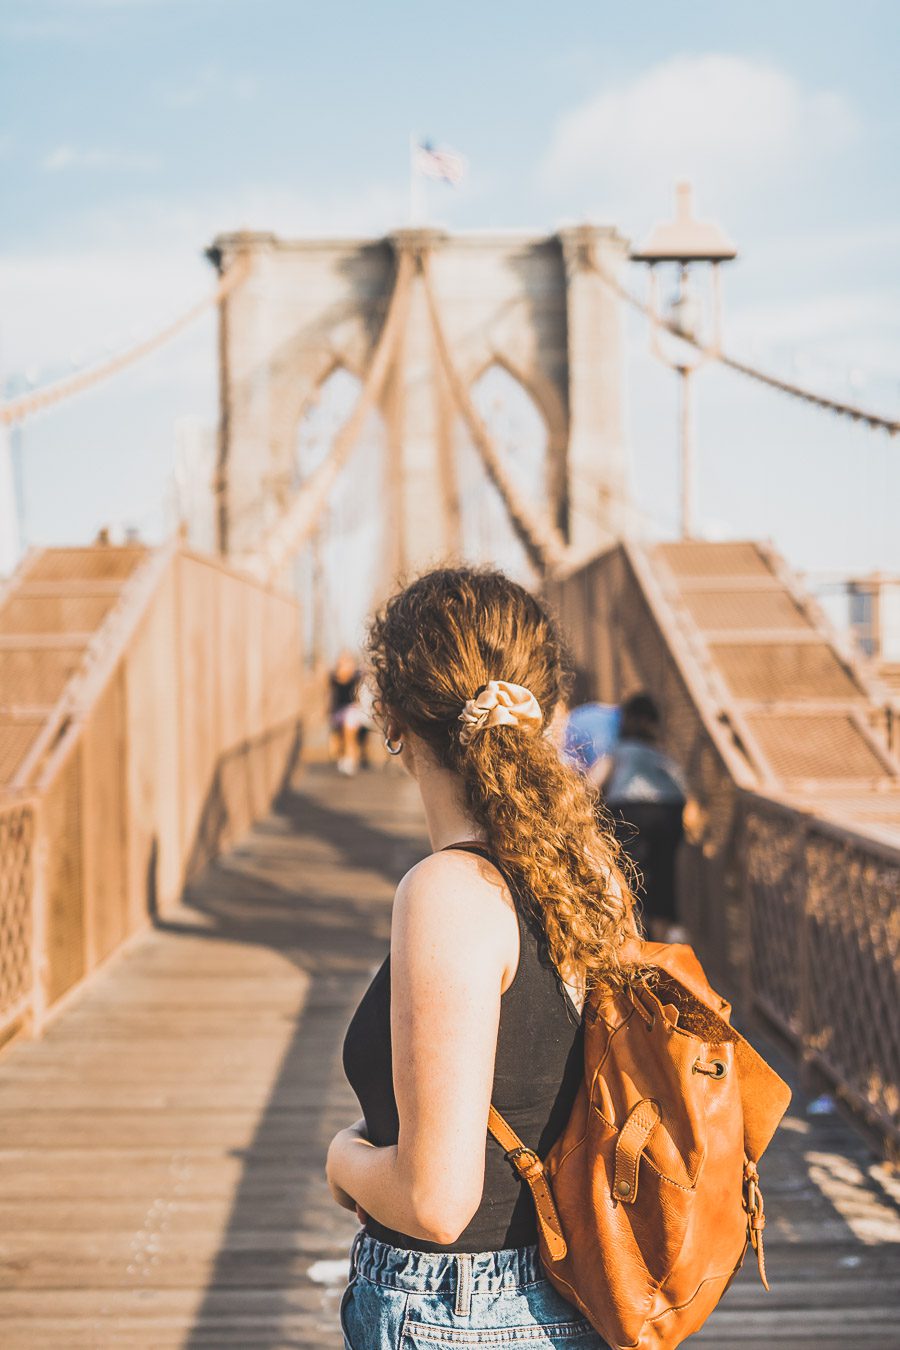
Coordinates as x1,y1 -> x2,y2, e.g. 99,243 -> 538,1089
454,361 -> 551,582
466,350 -> 569,530
211,225 -> 629,564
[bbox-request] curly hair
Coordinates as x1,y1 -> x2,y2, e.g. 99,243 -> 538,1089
366,565 -> 644,994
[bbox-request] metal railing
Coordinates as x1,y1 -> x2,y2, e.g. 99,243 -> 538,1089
548,541 -> 900,1150
742,791 -> 899,1149
0,795 -> 39,1041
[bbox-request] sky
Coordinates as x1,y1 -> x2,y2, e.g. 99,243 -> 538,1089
1,0 -> 898,599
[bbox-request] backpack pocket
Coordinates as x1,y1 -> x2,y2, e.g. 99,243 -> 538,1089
545,1097 -> 697,1346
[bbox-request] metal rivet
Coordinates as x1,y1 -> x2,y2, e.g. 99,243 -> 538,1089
615,1179 -> 631,1197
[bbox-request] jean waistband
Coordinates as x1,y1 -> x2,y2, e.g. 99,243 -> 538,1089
350,1229 -> 544,1293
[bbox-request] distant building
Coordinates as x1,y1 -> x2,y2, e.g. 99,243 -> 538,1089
848,574 -> 900,692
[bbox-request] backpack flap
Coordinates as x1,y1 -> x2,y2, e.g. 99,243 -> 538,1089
732,1035 -> 792,1162
637,949 -> 792,1163
639,940 -> 733,1024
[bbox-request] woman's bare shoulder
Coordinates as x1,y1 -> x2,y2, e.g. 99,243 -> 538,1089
393,848 -> 516,942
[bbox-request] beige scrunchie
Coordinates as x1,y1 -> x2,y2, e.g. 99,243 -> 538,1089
457,680 -> 543,747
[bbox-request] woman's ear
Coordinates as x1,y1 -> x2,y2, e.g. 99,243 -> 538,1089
384,715 -> 404,743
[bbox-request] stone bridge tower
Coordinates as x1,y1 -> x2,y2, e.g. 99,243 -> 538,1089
207,224 -> 630,578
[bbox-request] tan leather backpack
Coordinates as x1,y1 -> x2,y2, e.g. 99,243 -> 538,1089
488,941 -> 792,1350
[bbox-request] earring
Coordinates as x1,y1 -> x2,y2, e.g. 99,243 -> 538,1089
384,734 -> 403,756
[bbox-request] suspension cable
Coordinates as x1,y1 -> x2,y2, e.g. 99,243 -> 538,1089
238,248 -> 415,584
0,256 -> 252,427
585,250 -> 899,438
420,253 -> 569,576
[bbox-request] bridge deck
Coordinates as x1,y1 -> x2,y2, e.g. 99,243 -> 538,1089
1,766 -> 897,1349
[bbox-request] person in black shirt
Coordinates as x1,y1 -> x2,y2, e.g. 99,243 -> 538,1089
326,567 -> 633,1348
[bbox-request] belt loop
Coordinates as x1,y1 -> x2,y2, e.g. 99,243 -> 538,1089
454,1252 -> 473,1318
349,1227 -> 364,1277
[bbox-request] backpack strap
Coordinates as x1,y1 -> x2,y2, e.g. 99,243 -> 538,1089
487,1106 -> 568,1262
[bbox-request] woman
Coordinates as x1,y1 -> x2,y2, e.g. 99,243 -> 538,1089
326,567 -> 639,1348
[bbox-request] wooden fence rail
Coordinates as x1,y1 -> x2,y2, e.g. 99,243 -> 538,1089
0,546 -> 303,1043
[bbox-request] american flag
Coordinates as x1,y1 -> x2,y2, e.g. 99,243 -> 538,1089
414,140 -> 467,186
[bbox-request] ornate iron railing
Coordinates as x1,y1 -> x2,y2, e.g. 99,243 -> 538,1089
742,792 -> 899,1148
0,796 -> 38,1040
548,542 -> 900,1150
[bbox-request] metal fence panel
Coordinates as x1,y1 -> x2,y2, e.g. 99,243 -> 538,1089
0,798 -> 36,1039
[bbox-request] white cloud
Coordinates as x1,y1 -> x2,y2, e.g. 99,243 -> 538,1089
541,54 -> 860,215
0,180 -> 408,376
161,64 -> 258,110
42,144 -> 161,172
748,222 -> 900,276
726,290 -> 900,395
56,179 -> 408,255
0,248 -> 210,375
2,15 -> 79,41
3,1 -> 175,43
729,291 -> 900,349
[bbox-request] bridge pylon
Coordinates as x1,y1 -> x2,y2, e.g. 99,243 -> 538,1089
207,223 -> 632,587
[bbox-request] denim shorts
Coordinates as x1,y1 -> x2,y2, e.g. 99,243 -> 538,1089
339,1228 -> 610,1348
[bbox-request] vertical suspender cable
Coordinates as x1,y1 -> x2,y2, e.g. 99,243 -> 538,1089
420,253 -> 569,577
240,249 -> 415,584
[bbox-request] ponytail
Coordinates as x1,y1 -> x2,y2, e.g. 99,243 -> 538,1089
367,566 -> 641,992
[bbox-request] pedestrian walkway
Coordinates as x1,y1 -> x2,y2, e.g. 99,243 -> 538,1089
0,765 -> 897,1348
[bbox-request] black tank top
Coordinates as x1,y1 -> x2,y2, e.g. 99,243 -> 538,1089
341,842 -> 584,1253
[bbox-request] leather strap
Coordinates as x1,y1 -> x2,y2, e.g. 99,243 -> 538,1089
612,1099 -> 661,1204
743,1157 -> 769,1290
487,1105 -> 568,1262
439,841 -> 492,854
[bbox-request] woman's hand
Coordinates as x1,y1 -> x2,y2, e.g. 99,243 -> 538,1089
326,1119 -> 369,1212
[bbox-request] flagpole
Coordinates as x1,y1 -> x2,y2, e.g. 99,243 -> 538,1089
409,133 -> 415,225
409,133 -> 426,226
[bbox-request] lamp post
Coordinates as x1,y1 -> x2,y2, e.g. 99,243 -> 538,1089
631,182 -> 737,539
0,370 -> 40,574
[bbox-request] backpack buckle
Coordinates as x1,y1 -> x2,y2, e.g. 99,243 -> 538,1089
505,1145 -> 543,1178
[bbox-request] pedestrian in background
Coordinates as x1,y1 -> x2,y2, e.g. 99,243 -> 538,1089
589,691 -> 701,944
329,651 -> 364,776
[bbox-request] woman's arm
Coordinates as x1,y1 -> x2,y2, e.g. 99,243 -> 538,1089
325,850 -> 515,1244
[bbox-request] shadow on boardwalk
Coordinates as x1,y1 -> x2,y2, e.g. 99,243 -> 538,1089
176,764 -> 427,1348
0,764 -> 897,1348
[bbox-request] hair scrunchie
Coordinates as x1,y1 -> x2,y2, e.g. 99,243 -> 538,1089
457,680 -> 543,748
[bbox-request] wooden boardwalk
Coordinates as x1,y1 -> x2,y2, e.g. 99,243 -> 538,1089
1,765 -> 897,1349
